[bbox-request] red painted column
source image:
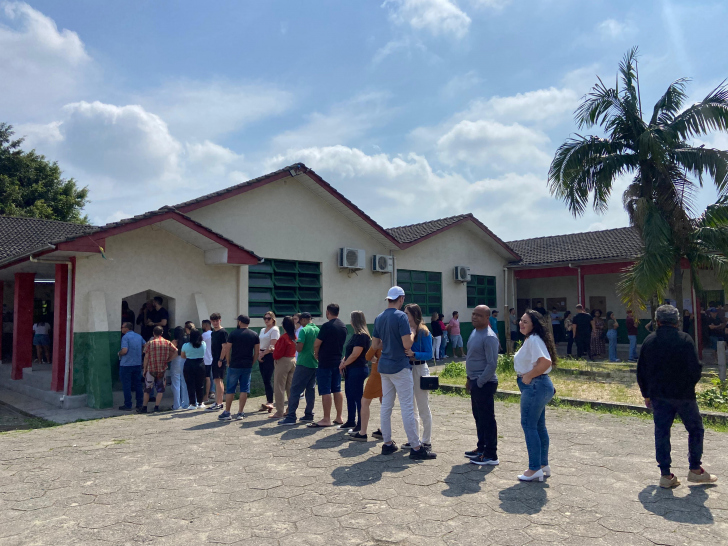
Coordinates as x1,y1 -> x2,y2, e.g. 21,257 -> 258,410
12,272 -> 35,380
51,264 -> 68,391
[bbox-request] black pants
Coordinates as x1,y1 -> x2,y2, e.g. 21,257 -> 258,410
566,331 -> 574,355
259,353 -> 275,403
652,398 -> 704,475
576,336 -> 591,359
470,380 -> 498,459
183,358 -> 206,406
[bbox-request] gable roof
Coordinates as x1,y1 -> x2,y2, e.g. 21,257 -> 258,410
387,213 -> 521,259
0,216 -> 97,263
506,227 -> 642,266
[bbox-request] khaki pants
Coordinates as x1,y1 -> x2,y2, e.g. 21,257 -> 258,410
274,357 -> 296,415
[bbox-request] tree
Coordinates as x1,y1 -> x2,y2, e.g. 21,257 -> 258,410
0,123 -> 89,224
548,48 -> 728,313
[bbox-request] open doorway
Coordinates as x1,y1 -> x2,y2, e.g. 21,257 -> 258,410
121,290 -> 176,340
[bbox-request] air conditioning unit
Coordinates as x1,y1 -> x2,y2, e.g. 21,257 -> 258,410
372,254 -> 393,273
339,248 -> 366,270
454,265 -> 471,282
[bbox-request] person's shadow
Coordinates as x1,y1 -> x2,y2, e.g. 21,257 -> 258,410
331,451 -> 409,486
498,482 -> 548,514
638,485 -> 715,524
441,463 -> 495,497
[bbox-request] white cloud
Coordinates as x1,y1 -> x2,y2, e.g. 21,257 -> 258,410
441,70 -> 482,98
139,80 -> 294,140
384,0 -> 471,39
460,87 -> 579,126
0,1 -> 94,119
467,0 -> 510,8
596,18 -> 635,39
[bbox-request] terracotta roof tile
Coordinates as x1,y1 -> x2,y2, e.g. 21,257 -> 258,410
0,216 -> 96,262
386,214 -> 472,244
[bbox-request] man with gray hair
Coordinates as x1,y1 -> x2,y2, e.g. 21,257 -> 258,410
637,304 -> 717,488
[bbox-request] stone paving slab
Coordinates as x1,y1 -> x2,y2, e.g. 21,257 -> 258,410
0,393 -> 726,545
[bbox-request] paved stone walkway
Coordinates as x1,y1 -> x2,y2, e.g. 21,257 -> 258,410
1,393 -> 726,545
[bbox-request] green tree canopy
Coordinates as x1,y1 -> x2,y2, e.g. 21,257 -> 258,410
0,123 -> 89,224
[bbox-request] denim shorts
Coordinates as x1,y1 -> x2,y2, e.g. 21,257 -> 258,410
226,367 -> 252,394
450,334 -> 463,348
144,372 -> 166,394
33,334 -> 51,346
316,367 -> 342,396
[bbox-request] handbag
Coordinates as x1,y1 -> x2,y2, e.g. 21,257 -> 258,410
420,357 -> 439,390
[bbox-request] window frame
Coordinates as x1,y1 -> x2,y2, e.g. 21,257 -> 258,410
467,274 -> 497,309
248,258 -> 322,317
397,269 -> 442,316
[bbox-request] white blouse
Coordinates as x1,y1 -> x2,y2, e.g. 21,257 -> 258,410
513,334 -> 552,375
259,325 -> 280,351
33,323 -> 50,335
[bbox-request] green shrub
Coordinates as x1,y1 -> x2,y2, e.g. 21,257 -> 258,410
697,377 -> 728,410
440,361 -> 466,379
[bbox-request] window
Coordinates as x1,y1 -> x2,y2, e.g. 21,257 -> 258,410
467,275 -> 496,308
397,269 -> 442,315
248,259 -> 321,318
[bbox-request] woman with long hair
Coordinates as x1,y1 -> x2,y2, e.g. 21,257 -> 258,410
514,309 -> 557,482
181,329 -> 207,409
339,311 -> 371,431
430,311 -> 443,362
590,309 -> 605,358
32,316 -> 52,364
349,346 -> 383,441
170,326 -> 189,410
271,316 -> 297,419
563,311 -> 573,356
605,311 -> 620,362
404,303 -> 434,450
258,311 -> 280,412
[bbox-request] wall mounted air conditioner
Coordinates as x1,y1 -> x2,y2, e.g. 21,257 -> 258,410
454,265 -> 471,282
339,248 -> 366,270
372,254 -> 393,273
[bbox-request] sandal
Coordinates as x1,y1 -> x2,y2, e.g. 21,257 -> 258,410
306,422 -> 333,428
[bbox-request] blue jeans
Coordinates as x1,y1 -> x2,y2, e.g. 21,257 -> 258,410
607,329 -> 618,361
344,366 -> 369,427
518,375 -> 555,471
628,335 -> 637,360
286,366 -> 317,420
170,357 -> 189,409
226,367 -> 253,394
652,398 -> 704,475
119,365 -> 143,409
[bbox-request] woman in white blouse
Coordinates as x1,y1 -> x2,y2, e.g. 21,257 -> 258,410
514,309 -> 557,482
258,311 -> 280,412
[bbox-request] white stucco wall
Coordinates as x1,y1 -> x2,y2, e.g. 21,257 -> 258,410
73,226 -> 239,332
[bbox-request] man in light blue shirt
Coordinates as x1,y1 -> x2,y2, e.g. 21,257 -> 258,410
118,322 -> 145,411
371,287 -> 436,460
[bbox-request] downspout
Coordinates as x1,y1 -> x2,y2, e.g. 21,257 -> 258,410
568,263 -> 582,306
504,267 -> 510,351
390,250 -> 395,287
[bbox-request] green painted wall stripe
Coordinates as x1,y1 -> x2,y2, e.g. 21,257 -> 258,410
72,331 -> 116,409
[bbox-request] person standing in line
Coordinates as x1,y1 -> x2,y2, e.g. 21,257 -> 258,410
140,326 -> 177,413
311,303 -> 348,428
626,310 -> 639,362
706,307 -> 722,349
201,319 -> 214,403
170,326 -> 189,410
563,311 -> 573,356
447,311 -> 464,359
118,322 -> 145,411
217,315 -> 260,421
147,296 -> 169,339
605,311 -> 620,362
371,286 -> 436,460
181,328 -> 207,410
464,306 -> 500,466
430,311 -> 443,362
121,301 -> 135,329
207,312 -> 229,412
438,314 -> 449,359
571,304 -> 592,360
349,345 -> 383,441
683,309 -> 693,337
491,309 -> 503,353
637,304 -> 717,488
550,308 -> 562,343
271,316 -> 297,419
257,311 -> 280,412
509,308 -> 520,344
514,309 -> 557,482
590,309 -> 606,359
338,311 -> 372,432
533,301 -> 547,316
404,303 -> 434,452
137,301 -> 154,341
32,317 -> 52,364
278,312 -> 319,425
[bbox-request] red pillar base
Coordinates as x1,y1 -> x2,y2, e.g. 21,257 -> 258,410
12,272 -> 35,380
51,265 -> 68,391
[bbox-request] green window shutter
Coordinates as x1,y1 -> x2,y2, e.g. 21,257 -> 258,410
249,259 -> 322,317
397,269 -> 442,315
469,275 -> 496,308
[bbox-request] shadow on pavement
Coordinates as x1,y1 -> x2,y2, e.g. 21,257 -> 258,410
498,482 -> 549,514
184,420 -> 230,431
638,484 -> 715,524
441,463 -> 494,497
331,451 -> 410,486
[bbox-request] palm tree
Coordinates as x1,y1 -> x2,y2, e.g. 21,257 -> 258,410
548,47 -> 728,312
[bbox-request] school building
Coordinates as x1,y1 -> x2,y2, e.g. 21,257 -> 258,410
0,163 -> 718,409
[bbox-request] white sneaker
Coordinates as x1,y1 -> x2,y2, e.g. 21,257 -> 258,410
518,469 -> 544,482
541,465 -> 551,477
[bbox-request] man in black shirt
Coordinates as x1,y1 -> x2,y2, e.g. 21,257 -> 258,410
637,304 -> 717,488
706,308 -> 723,350
571,304 -> 593,360
533,301 -> 547,316
312,303 -> 348,427
218,315 -> 259,421
207,312 -> 229,411
147,296 -> 170,338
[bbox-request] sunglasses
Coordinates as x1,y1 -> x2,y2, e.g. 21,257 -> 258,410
264,317 -> 272,321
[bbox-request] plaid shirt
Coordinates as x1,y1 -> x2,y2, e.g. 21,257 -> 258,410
143,337 -> 177,375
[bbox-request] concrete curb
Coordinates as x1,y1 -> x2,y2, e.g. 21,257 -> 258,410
436,383 -> 728,425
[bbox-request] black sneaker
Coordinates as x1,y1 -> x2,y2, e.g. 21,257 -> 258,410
372,429 -> 383,439
464,450 -> 482,459
470,454 -> 499,466
338,422 -> 356,430
118,405 -> 132,411
410,447 -> 437,460
299,414 -> 315,422
350,433 -> 368,442
153,406 -> 160,413
136,407 -> 148,414
381,442 -> 399,455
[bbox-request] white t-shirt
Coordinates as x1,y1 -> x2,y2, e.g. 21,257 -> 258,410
259,325 -> 280,351
202,330 -> 213,366
513,334 -> 552,375
33,323 -> 50,335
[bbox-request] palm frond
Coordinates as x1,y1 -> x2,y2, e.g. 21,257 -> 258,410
650,78 -> 690,126
673,146 -> 728,194
618,47 -> 640,106
668,81 -> 728,140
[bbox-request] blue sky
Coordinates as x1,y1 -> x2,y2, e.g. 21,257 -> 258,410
2,0 -> 727,240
